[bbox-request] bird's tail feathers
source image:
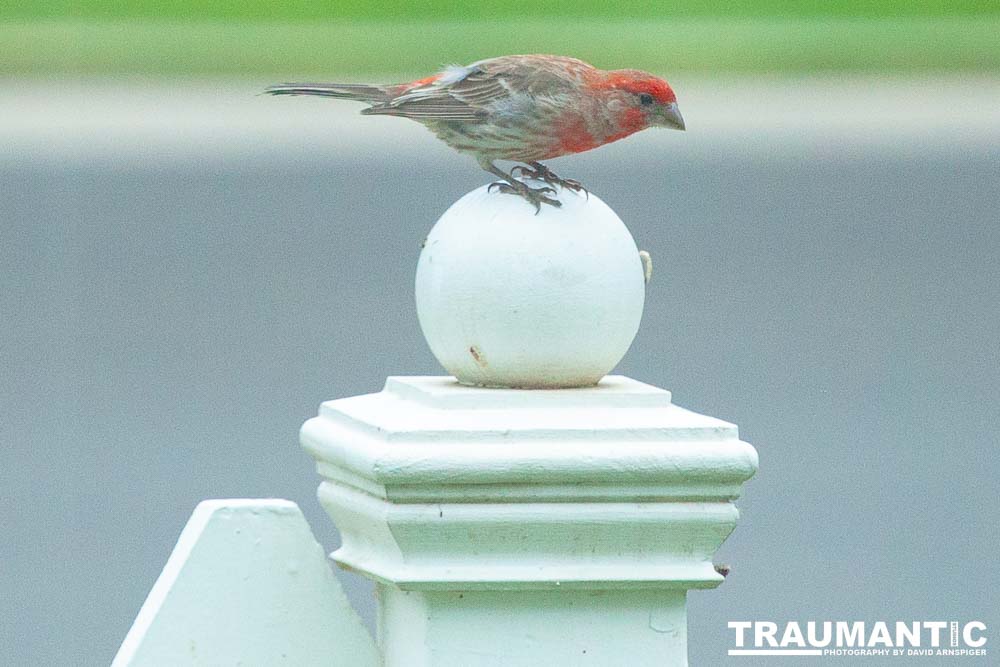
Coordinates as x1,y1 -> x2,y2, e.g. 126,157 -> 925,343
264,83 -> 390,103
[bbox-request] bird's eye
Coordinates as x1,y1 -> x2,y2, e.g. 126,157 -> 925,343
639,93 -> 654,106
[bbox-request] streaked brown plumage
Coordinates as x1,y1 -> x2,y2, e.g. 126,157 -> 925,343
267,55 -> 685,211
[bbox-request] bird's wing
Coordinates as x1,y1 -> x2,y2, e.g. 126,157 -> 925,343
363,65 -> 508,121
363,56 -> 590,122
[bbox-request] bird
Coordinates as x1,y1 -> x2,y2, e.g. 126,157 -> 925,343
266,54 -> 685,212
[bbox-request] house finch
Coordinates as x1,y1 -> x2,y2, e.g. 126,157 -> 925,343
266,54 -> 684,211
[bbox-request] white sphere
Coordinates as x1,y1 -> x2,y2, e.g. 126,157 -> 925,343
415,181 -> 646,388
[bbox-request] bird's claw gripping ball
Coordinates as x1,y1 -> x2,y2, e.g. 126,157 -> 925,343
487,180 -> 559,213
511,162 -> 589,201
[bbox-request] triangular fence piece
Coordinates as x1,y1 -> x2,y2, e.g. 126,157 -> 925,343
113,499 -> 378,666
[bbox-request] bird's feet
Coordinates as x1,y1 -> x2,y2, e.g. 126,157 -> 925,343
487,179 -> 561,213
512,162 -> 588,198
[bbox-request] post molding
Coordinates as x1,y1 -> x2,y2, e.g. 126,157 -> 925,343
302,376 -> 756,590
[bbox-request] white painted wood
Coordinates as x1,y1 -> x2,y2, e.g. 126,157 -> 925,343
379,588 -> 687,667
112,499 -> 378,667
415,183 -> 645,389
302,376 -> 758,666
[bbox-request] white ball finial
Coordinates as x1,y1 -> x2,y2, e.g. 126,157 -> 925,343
415,182 -> 646,389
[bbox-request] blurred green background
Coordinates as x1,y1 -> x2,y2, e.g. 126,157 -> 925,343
3,0 -> 999,76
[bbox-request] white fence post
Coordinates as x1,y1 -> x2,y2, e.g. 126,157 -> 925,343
301,376 -> 756,666
300,177 -> 757,667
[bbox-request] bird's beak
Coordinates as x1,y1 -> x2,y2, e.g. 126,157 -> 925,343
660,102 -> 685,131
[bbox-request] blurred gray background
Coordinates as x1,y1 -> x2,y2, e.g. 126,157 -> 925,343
2,78 -> 998,665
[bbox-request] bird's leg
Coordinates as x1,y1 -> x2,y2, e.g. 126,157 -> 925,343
481,160 -> 561,213
511,161 -> 588,197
